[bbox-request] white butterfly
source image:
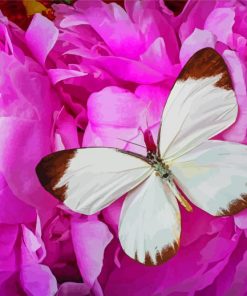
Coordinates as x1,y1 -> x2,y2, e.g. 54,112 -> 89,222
36,48 -> 247,266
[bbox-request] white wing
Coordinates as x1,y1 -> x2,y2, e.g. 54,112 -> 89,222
158,48 -> 237,161
170,140 -> 247,216
36,148 -> 152,214
119,173 -> 180,265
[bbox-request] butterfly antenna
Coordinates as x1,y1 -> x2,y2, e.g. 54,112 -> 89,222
117,138 -> 146,149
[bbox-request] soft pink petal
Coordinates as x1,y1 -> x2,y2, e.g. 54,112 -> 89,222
180,29 -> 216,65
57,282 -> 90,296
48,69 -> 88,84
221,50 -> 247,143
95,56 -> 165,83
234,209 -> 247,229
26,14 -> 58,65
140,37 -> 174,75
75,0 -> 144,59
20,264 -> 58,296
204,8 -> 235,44
71,219 -> 113,289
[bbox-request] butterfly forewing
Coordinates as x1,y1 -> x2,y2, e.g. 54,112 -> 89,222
158,47 -> 237,162
119,173 -> 181,265
171,141 -> 247,216
36,148 -> 153,214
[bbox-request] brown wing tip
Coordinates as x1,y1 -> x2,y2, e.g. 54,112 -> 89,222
135,241 -> 179,266
36,149 -> 76,201
217,194 -> 247,216
178,47 -> 233,90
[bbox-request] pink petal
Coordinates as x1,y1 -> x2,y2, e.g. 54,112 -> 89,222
234,208 -> 247,229
20,264 -> 58,296
221,50 -> 247,143
226,250 -> 247,295
75,1 -> 144,59
87,86 -> 146,127
179,0 -> 217,42
48,69 -> 88,84
71,219 -> 113,289
57,282 -> 90,296
0,173 -> 36,224
95,56 -> 165,83
140,37 -> 174,75
26,14 -> 58,65
204,8 -> 235,44
180,29 -> 216,65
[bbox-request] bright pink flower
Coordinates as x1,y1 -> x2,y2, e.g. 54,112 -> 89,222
48,0 -> 247,295
1,0 -> 247,295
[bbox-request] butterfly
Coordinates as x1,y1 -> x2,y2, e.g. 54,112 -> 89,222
36,48 -> 247,266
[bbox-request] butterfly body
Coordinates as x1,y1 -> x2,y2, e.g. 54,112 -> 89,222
36,48 -> 246,266
146,151 -> 172,180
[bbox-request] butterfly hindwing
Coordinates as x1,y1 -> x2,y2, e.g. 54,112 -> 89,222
158,48 -> 237,161
171,140 -> 247,216
36,148 -> 152,214
119,173 -> 181,265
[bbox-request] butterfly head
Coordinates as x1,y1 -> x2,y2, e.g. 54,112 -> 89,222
143,128 -> 157,154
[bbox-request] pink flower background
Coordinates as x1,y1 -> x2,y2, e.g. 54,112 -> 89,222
1,0 -> 247,295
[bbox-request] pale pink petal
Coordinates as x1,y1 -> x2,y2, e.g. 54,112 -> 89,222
60,13 -> 88,28
234,209 -> 247,229
71,219 -> 113,289
221,50 -> 247,143
75,0 -> 144,59
48,69 -> 88,84
95,56 -> 165,83
205,8 -> 235,44
140,37 -> 174,75
25,14 -> 58,65
57,282 -> 90,296
20,264 -> 58,296
180,29 -> 216,65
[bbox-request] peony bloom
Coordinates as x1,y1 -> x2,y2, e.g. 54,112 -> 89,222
0,11 -> 59,295
1,0 -> 247,295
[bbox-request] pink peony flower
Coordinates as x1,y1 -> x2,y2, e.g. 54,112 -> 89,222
1,0 -> 247,295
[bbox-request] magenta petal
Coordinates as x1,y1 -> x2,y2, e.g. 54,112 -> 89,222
226,250 -> 247,295
71,219 -> 113,289
140,37 -> 173,75
0,225 -> 18,272
26,14 -> 58,65
75,1 -> 144,59
48,69 -> 88,84
179,0 -> 216,42
55,109 -> 80,149
0,173 -> 35,224
20,264 -> 58,296
95,56 -> 165,83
